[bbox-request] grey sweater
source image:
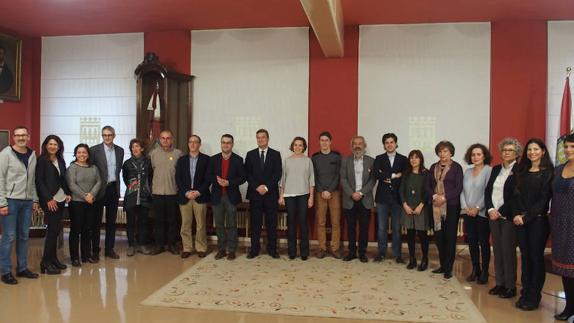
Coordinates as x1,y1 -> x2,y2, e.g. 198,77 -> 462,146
281,156 -> 315,196
66,163 -> 102,202
460,165 -> 492,218
0,146 -> 38,207
312,151 -> 341,192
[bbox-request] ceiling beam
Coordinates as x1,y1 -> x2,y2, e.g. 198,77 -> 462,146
300,0 -> 344,57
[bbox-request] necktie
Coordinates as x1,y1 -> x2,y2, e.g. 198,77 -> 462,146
260,150 -> 265,170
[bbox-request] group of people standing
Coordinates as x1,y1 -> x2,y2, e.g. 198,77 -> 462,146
1,125 -> 574,321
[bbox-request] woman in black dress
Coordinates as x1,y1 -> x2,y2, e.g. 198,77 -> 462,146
35,135 -> 71,275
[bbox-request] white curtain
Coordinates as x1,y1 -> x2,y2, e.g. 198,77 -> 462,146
358,23 -> 491,165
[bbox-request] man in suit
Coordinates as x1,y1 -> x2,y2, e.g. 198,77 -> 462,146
340,136 -> 375,263
91,125 -> 124,260
175,135 -> 211,259
244,129 -> 282,259
373,133 -> 408,263
207,134 -> 246,260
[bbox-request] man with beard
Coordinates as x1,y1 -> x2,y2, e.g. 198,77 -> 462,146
340,136 -> 375,263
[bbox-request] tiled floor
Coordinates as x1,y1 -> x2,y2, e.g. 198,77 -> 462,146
0,238 -> 566,323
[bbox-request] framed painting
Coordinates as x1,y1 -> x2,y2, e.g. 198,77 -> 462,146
0,130 -> 9,151
0,33 -> 22,101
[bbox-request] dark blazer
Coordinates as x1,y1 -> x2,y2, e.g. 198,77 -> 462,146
207,152 -> 246,206
35,155 -> 70,211
90,142 -> 124,199
175,152 -> 211,205
373,152 -> 408,204
512,167 -> 553,224
485,163 -> 518,221
340,155 -> 376,210
244,147 -> 282,201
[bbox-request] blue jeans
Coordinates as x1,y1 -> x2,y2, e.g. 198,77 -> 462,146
376,201 -> 402,258
0,199 -> 33,275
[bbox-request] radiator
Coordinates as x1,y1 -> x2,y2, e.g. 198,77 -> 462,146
34,207 -> 467,238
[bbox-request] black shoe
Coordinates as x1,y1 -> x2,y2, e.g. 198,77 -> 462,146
150,246 -> 165,255
181,252 -> 192,259
83,257 -> 98,264
227,252 -> 236,260
395,257 -> 405,264
269,253 -> 280,259
40,262 -> 61,275
246,252 -> 258,259
1,273 -> 17,285
477,271 -> 488,284
406,257 -> 417,270
417,257 -> 428,271
301,256 -> 308,261
15,268 -> 39,279
488,285 -> 504,295
92,254 -> 100,262
443,271 -> 453,279
53,259 -> 67,270
71,259 -> 81,267
214,250 -> 226,260
359,255 -> 368,263
517,301 -> 538,311
197,251 -> 208,258
288,255 -> 296,260
373,255 -> 384,262
105,250 -> 120,259
432,267 -> 445,274
498,288 -> 517,299
343,253 -> 356,261
466,269 -> 480,282
167,245 -> 180,256
554,309 -> 574,321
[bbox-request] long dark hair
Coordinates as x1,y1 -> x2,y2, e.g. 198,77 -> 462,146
405,149 -> 427,176
518,138 -> 554,173
40,135 -> 64,161
72,143 -> 91,165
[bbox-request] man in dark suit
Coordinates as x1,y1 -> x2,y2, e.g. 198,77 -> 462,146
373,133 -> 408,263
90,125 -> 124,260
175,135 -> 211,258
340,136 -> 375,263
244,129 -> 282,259
207,134 -> 246,260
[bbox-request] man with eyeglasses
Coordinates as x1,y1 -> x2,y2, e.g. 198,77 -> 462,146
150,129 -> 183,255
91,125 -> 124,260
0,126 -> 39,284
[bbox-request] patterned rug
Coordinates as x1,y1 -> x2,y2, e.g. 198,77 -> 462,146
142,254 -> 486,322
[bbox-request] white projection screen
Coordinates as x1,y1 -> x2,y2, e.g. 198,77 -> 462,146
191,27 -> 309,158
359,23 -> 491,165
547,21 -> 574,160
41,33 -> 143,195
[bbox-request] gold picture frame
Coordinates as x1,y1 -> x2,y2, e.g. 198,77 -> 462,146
0,33 -> 22,101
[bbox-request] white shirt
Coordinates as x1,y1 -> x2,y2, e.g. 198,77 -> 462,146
354,156 -> 364,191
104,144 -> 117,183
489,161 -> 516,215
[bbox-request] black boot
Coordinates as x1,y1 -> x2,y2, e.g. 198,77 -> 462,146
40,262 -> 61,275
406,257 -> 417,270
53,258 -> 67,270
417,256 -> 428,271
466,266 -> 480,282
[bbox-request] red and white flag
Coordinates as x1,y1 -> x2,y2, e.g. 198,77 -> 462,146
556,76 -> 572,165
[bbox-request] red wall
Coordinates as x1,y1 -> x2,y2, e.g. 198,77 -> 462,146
144,30 -> 191,74
0,34 -> 41,151
308,26 -> 359,156
490,21 -> 547,161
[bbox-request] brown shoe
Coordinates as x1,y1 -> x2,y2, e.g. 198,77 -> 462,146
214,250 -> 226,260
227,252 -> 236,260
197,251 -> 207,258
316,250 -> 327,259
331,249 -> 342,259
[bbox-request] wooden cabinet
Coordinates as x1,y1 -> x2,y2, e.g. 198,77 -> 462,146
135,52 -> 194,152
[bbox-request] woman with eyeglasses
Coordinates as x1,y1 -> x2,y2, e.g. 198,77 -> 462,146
485,137 -> 521,299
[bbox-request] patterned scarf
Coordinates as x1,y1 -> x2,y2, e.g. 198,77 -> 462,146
432,162 -> 451,231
